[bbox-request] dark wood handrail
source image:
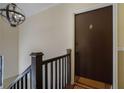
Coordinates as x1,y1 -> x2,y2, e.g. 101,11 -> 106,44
8,65 -> 31,89
41,54 -> 70,65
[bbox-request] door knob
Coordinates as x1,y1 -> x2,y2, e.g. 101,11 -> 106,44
89,24 -> 93,30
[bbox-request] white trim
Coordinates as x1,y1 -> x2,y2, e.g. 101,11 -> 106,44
73,4 -> 118,89
74,3 -> 114,14
113,4 -> 118,89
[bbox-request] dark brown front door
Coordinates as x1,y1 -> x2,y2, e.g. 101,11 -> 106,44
75,6 -> 113,84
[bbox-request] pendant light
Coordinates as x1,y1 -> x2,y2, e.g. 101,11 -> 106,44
0,3 -> 25,27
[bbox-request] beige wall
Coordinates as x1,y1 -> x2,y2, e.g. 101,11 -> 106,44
118,4 -> 124,48
18,3 -> 124,88
18,3 -> 99,84
118,4 -> 124,88
118,51 -> 124,88
0,19 -> 19,79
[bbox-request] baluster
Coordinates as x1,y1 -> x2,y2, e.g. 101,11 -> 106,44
55,60 -> 57,89
13,84 -> 16,89
67,55 -> 70,85
17,81 -> 20,89
62,58 -> 64,88
21,77 -> 23,89
30,70 -> 32,89
51,62 -> 53,89
69,55 -> 71,84
45,64 -> 48,89
59,59 -> 61,89
41,65 -> 43,89
65,57 -> 67,87
25,74 -> 28,89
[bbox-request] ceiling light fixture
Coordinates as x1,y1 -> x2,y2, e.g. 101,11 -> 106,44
0,3 -> 25,27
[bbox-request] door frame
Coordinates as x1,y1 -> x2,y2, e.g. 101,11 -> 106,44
73,4 -> 118,88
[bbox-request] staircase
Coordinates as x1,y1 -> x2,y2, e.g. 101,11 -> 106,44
7,49 -> 72,89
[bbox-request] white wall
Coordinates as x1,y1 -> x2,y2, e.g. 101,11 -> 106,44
19,3 -> 102,83
0,19 -> 18,79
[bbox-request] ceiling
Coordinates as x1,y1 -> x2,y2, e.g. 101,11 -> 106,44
0,3 -> 58,17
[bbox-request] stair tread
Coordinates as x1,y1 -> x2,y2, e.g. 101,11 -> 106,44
74,82 -> 93,89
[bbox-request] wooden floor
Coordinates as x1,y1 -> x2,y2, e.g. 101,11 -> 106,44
66,82 -> 93,89
73,82 -> 93,89
73,76 -> 112,89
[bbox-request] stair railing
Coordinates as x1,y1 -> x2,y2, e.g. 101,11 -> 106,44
8,49 -> 71,89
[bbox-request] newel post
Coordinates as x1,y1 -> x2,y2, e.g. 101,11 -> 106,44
30,52 -> 44,89
66,49 -> 71,85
